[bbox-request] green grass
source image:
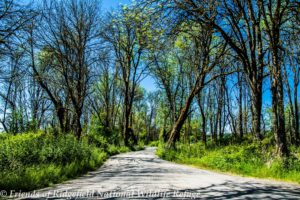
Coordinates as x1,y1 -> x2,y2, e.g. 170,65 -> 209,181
157,139 -> 300,184
147,140 -> 160,147
0,131 -> 135,191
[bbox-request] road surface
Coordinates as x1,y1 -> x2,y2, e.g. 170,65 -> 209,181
18,147 -> 300,199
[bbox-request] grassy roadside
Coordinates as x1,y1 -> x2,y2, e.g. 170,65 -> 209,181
156,139 -> 300,185
0,132 -> 142,191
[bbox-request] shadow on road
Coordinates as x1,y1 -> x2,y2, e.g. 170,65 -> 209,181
20,148 -> 300,200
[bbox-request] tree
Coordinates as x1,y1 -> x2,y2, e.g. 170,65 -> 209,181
259,0 -> 291,156
89,57 -> 121,135
103,5 -> 156,146
149,40 -> 188,138
172,0 -> 268,140
33,0 -> 102,138
146,91 -> 160,143
283,2 -> 300,145
165,21 -> 227,148
0,0 -> 34,57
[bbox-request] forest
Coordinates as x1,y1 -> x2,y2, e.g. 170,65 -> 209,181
0,0 -> 300,191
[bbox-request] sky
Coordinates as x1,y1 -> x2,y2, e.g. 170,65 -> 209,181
102,0 -> 131,10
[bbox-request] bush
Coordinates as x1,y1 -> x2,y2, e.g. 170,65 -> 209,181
157,141 -> 300,184
148,140 -> 160,147
0,131 -> 131,191
107,145 -> 130,155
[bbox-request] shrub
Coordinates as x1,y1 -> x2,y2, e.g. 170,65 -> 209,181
157,140 -> 300,184
148,140 -> 160,147
0,131 -> 131,191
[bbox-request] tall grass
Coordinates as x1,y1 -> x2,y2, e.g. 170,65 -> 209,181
0,132 -> 131,191
157,139 -> 300,184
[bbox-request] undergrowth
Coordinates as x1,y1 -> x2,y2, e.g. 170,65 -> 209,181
0,131 -> 139,191
156,137 -> 300,184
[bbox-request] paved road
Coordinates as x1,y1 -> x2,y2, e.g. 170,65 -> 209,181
20,147 -> 300,199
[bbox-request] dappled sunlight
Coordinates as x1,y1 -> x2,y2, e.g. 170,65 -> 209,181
21,148 -> 300,200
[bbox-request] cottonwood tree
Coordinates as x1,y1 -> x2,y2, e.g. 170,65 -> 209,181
283,18 -> 299,145
149,42 -> 189,136
0,52 -> 25,133
166,21 -> 228,148
283,30 -> 300,145
89,56 -> 122,137
33,0 -> 102,138
0,0 -> 34,58
102,5 -> 157,146
197,86 -> 209,145
0,33 -> 37,134
146,91 -> 160,143
22,21 -> 50,132
259,0 -> 291,156
170,0 -> 268,140
281,0 -> 300,146
0,0 -> 37,133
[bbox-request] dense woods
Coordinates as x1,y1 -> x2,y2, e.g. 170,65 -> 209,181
0,0 -> 300,189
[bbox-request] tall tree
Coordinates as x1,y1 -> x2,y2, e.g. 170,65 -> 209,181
103,5 -> 155,146
260,0 -> 290,156
34,0 -> 102,138
173,0 -> 267,140
165,21 -> 227,148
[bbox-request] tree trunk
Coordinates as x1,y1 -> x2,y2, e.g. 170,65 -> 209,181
251,87 -> 263,140
57,106 -> 66,133
123,105 -> 130,146
123,78 -> 131,146
294,71 -> 299,145
202,115 -> 207,146
75,110 -> 82,140
271,49 -> 289,157
167,88 -> 197,148
283,65 -> 298,145
295,91 -> 300,145
238,71 -> 244,139
199,102 -> 207,145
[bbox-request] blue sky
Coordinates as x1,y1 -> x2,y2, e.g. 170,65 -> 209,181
102,0 -> 131,10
